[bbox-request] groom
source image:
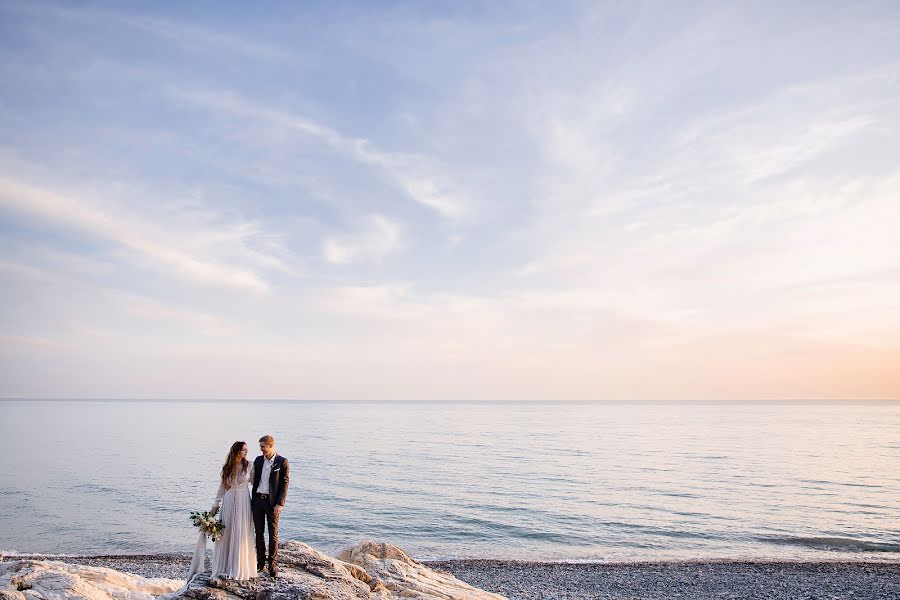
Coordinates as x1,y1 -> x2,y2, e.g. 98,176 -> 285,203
252,434 -> 290,577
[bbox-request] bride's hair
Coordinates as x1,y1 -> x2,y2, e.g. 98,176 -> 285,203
221,441 -> 249,486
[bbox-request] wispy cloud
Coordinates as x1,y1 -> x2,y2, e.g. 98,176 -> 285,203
323,214 -> 401,265
0,256 -> 242,339
119,15 -> 295,62
168,87 -> 469,220
3,2 -> 294,62
0,176 -> 272,293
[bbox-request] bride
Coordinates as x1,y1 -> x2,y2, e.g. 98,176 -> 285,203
208,441 -> 257,579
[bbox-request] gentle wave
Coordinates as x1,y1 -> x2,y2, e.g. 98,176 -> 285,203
764,536 -> 900,553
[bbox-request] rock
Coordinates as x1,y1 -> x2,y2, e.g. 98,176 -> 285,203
338,541 -> 507,599
0,559 -> 182,599
0,541 -> 506,600
166,540 -> 506,600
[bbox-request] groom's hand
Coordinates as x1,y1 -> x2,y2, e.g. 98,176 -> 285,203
274,505 -> 282,518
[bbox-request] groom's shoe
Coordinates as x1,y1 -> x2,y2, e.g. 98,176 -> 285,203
268,561 -> 278,578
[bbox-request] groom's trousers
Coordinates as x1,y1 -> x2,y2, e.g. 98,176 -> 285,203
252,493 -> 279,568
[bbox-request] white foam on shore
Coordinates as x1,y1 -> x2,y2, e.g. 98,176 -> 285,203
0,550 -> 89,558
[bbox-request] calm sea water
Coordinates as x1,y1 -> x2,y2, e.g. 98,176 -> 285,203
0,400 -> 898,561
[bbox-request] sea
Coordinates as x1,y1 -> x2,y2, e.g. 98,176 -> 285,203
0,400 -> 898,562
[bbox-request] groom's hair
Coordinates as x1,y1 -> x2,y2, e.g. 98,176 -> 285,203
259,435 -> 275,445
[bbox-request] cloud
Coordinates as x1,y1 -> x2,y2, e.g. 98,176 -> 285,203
3,2 -> 294,62
0,175 -> 271,293
118,15 -> 295,62
323,214 -> 401,265
0,256 -> 242,339
168,87 -> 469,220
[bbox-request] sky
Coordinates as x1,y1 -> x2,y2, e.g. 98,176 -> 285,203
1,1 -> 899,401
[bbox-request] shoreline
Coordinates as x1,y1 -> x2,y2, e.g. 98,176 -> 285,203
2,550 -> 898,565
3,552 -> 898,600
3,551 -> 899,566
4,550 -> 899,561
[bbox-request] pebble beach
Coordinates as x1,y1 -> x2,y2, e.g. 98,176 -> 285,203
429,559 -> 900,599
7,553 -> 898,600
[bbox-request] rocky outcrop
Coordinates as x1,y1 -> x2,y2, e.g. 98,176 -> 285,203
168,540 -> 506,599
0,541 -> 506,600
0,559 -> 181,599
337,541 -> 506,599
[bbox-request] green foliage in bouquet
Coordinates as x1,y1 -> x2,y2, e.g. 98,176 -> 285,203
190,510 -> 226,542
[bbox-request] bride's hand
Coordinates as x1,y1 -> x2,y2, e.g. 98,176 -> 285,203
210,506 -> 219,516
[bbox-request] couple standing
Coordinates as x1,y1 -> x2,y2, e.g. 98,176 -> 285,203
207,435 -> 290,580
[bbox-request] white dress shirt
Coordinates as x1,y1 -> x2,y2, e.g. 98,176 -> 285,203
257,453 -> 277,494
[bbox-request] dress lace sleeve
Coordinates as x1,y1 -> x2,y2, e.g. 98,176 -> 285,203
211,479 -> 226,512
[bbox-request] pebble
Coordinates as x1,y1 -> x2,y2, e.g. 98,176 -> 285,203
427,560 -> 900,600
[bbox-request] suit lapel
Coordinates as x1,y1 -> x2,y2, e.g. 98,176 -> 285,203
269,455 -> 279,490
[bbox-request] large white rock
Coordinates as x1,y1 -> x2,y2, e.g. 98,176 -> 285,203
0,559 -> 182,600
337,540 -> 507,599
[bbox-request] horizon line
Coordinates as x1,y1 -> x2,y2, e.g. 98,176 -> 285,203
1,397 -> 898,404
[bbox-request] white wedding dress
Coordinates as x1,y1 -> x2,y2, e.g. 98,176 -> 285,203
209,463 -> 257,579
179,464 -> 257,588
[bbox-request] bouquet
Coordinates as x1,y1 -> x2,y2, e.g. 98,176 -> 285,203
190,510 -> 226,542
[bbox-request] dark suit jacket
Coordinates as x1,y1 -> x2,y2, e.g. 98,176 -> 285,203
252,454 -> 290,507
